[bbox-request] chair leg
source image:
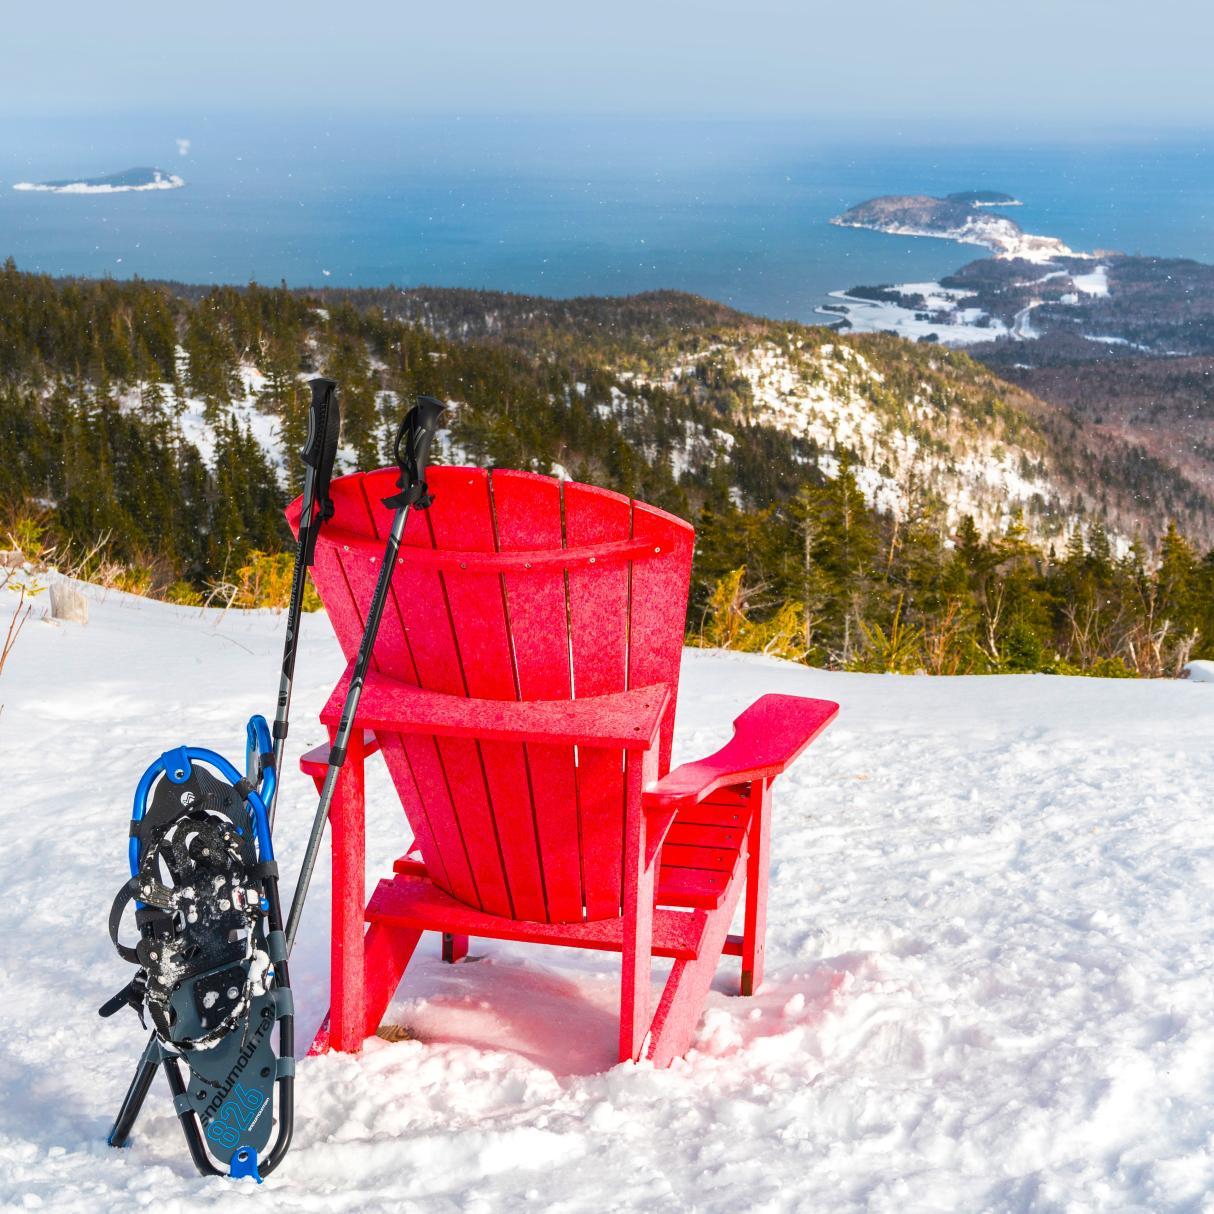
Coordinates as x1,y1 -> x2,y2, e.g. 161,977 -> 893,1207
646,860 -> 747,1066
646,956 -> 714,1068
441,933 -> 469,963
362,922 -> 423,1037
741,779 -> 772,997
310,923 -> 422,1053
620,750 -> 657,1063
328,732 -> 368,1053
307,1014 -> 332,1056
620,898 -> 654,1063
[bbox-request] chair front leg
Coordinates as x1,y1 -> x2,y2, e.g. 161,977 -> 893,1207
741,778 -> 772,996
328,729 -> 368,1052
620,748 -> 659,1062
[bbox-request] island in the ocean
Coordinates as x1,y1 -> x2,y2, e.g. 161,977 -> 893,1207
832,192 -> 1074,262
12,167 -> 184,194
823,189 -> 1214,361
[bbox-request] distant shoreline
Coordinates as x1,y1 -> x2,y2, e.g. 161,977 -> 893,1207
830,215 -> 1082,264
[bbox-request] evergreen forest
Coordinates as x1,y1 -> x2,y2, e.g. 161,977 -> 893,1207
2,260 -> 1210,677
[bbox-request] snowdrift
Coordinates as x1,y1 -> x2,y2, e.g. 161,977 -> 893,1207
2,583 -> 1212,1211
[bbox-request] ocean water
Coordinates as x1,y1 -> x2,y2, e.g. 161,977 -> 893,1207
2,115 -> 1212,321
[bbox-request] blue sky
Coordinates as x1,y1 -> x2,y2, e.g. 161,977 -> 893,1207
6,0 -> 1211,132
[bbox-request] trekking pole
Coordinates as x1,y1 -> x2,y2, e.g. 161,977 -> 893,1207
267,377 -> 341,830
283,396 -> 446,954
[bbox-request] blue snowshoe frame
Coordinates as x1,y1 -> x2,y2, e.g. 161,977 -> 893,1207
114,715 -> 295,1181
129,716 -> 277,880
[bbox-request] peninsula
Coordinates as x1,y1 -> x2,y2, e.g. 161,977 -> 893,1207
832,192 -> 1075,262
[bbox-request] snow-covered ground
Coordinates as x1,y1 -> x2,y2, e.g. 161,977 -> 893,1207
817,285 -> 1009,348
167,361 -> 286,474
1071,265 -> 1110,298
3,583 -> 1214,1211
829,262 -> 1115,352
116,356 -> 363,491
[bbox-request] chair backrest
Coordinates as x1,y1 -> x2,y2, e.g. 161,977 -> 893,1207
290,466 -> 695,924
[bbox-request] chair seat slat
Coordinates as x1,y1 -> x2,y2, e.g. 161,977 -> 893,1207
656,866 -> 731,910
665,823 -> 744,850
659,843 -> 737,873
367,873 -> 706,961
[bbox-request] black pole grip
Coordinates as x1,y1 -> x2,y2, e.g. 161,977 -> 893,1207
302,377 -> 340,479
384,396 -> 446,510
300,378 -> 341,565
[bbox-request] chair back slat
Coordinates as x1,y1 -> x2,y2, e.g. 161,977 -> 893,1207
388,476 -> 513,917
294,466 -> 694,924
426,470 -> 546,921
563,483 -> 632,920
628,501 -> 696,776
311,476 -> 379,665
342,469 -> 473,906
490,471 -> 583,921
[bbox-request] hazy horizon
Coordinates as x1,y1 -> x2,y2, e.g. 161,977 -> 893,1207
6,0 -> 1212,133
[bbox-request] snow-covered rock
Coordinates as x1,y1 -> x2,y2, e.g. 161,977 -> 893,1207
820,283 -> 1009,348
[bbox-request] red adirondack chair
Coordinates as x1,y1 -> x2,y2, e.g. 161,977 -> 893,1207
287,466 -> 837,1067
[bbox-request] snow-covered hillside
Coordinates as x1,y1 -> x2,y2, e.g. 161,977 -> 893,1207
2,585 -> 1212,1211
654,339 -> 1082,545
150,345 -> 1094,551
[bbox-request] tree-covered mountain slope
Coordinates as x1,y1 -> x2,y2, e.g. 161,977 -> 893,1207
3,262 -> 1211,675
366,284 -> 1213,550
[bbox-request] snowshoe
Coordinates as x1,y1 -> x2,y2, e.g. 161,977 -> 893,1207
100,716 -> 294,1180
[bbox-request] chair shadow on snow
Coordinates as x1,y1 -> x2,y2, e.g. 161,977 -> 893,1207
371,946 -> 853,1075
382,948 -> 642,1075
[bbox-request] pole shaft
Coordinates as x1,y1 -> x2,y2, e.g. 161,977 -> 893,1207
265,466 -> 320,831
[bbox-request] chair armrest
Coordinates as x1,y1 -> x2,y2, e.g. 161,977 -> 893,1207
318,664 -> 670,751
643,694 -> 838,816
300,730 -> 381,777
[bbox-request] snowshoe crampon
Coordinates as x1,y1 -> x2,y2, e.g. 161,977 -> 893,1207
101,717 -> 294,1180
